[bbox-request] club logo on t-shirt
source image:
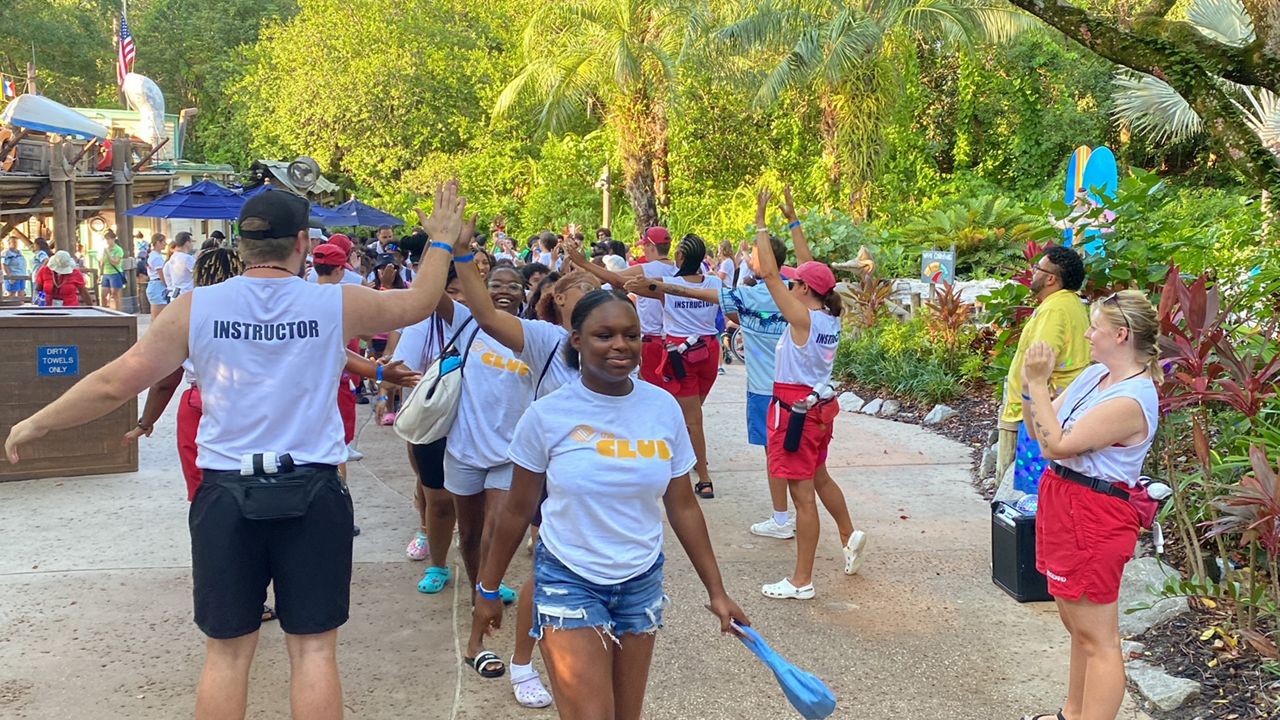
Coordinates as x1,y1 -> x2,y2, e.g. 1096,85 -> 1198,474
473,339 -> 531,376
570,424 -> 671,460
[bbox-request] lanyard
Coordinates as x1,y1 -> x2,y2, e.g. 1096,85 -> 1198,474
1064,369 -> 1145,425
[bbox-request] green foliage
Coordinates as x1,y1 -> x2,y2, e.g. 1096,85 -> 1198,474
834,315 -> 984,404
899,195 -> 1056,276
1,0 -> 117,106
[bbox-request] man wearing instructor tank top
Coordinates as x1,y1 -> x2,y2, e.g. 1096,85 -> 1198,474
5,182 -> 470,720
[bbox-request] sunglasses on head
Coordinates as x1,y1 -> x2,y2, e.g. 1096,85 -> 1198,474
1103,293 -> 1131,334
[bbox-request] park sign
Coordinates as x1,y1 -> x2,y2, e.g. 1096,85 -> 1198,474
921,249 -> 956,285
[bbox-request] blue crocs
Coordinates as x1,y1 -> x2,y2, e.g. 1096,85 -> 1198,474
499,582 -> 518,605
418,566 -> 451,594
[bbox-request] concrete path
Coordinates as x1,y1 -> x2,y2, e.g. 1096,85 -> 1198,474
0,351 -> 1151,719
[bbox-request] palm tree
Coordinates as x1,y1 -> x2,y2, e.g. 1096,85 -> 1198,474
1112,0 -> 1279,152
1112,0 -> 1279,233
494,0 -> 701,233
718,0 -> 1030,218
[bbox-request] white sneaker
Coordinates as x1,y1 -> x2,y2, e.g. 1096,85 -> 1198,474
750,516 -> 795,539
761,577 -> 815,600
843,530 -> 868,575
346,444 -> 364,462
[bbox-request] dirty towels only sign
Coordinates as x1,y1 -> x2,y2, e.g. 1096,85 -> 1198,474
37,345 -> 79,376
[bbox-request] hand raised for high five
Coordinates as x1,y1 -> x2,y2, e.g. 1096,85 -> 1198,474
563,236 -> 589,267
755,188 -> 772,226
414,179 -> 466,245
779,185 -> 798,222
454,214 -> 478,255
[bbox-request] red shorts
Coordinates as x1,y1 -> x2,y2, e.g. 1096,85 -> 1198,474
1035,468 -> 1140,604
656,335 -> 719,398
640,336 -> 665,386
337,372 -> 356,444
177,386 -> 203,501
766,382 -> 838,481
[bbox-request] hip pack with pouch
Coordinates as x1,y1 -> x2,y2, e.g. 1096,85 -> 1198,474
205,464 -> 340,521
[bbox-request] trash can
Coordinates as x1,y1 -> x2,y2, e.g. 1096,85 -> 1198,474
0,306 -> 138,482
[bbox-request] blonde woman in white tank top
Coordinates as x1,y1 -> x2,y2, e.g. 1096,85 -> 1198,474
749,190 -> 860,602
1019,289 -> 1161,720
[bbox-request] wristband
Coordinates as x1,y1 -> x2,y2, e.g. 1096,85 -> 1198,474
475,583 -> 501,601
455,253 -> 475,264
378,395 -> 389,401
787,220 -> 801,230
376,364 -> 383,383
754,225 -> 768,234
1021,394 -> 1031,401
430,241 -> 452,253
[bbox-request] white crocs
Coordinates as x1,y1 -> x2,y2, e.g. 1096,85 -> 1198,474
843,530 -> 868,575
761,577 -> 815,600
511,663 -> 553,709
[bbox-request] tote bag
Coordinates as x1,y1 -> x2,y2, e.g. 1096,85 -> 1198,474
394,317 -> 477,445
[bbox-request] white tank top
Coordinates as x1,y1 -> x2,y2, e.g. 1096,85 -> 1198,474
774,309 -> 841,388
637,261 -> 676,336
662,274 -> 722,338
188,276 -> 347,471
1055,364 -> 1159,488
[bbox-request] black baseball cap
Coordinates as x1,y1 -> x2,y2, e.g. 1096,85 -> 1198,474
239,191 -> 310,240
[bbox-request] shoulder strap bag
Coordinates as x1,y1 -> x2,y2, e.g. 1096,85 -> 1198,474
394,316 -> 479,445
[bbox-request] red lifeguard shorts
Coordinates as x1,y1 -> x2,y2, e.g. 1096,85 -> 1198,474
1035,467 -> 1141,604
177,386 -> 203,501
766,382 -> 838,481
640,336 -> 665,386
337,372 -> 356,445
657,335 -> 720,398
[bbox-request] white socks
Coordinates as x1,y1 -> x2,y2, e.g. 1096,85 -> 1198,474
773,511 -> 790,527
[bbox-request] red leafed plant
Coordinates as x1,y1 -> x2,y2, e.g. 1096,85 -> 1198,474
1205,445 -> 1280,559
1157,266 -> 1228,413
1011,238 -> 1053,289
925,280 -> 973,352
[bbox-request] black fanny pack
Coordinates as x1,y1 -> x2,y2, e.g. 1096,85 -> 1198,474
203,464 -> 342,520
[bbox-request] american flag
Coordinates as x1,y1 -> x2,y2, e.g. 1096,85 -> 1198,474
117,13 -> 136,87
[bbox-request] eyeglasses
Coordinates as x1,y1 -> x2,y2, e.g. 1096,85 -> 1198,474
487,282 -> 525,293
1103,293 -> 1131,334
1031,265 -> 1058,278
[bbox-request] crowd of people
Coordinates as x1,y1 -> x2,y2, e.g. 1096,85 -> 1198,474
3,178 -> 1165,720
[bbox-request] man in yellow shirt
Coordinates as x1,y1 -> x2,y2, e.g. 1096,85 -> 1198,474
997,246 -> 1091,485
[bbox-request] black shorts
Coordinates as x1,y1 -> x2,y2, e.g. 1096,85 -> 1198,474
409,437 -> 448,490
189,467 -> 354,639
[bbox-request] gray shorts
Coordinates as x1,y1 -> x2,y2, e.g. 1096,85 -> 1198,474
443,453 -> 513,496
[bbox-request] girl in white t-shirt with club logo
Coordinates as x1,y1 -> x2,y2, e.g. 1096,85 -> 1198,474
472,290 -> 749,720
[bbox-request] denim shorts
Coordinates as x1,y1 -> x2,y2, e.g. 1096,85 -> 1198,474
101,272 -> 124,289
146,279 -> 169,305
531,542 -> 667,642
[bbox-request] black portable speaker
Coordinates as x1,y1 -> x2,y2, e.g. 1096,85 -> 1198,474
991,501 -> 1053,603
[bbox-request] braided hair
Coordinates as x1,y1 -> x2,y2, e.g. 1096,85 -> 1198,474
674,233 -> 707,277
194,247 -> 244,287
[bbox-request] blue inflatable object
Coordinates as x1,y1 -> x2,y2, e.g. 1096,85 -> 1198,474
1079,147 -> 1118,255
734,623 -> 837,719
1014,421 -> 1048,495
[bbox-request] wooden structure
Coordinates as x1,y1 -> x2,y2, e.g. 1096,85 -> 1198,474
0,127 -> 174,313
0,306 -> 138,482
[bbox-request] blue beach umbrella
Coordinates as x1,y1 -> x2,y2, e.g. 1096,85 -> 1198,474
128,179 -> 244,220
322,198 -> 405,228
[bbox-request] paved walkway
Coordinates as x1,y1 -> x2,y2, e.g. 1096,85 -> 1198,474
0,348 -> 1151,718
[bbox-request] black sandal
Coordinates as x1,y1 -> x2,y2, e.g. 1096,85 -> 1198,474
694,481 -> 715,499
465,650 -> 506,678
1019,712 -> 1065,720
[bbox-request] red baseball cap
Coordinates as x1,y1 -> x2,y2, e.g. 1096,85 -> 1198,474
641,226 -> 671,246
794,261 -> 837,295
327,233 -> 353,254
312,243 -> 347,267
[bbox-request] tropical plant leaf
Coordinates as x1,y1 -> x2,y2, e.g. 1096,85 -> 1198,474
1186,0 -> 1254,48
